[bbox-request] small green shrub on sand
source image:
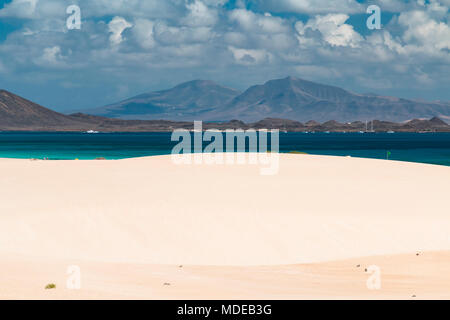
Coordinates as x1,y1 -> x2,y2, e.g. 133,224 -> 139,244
45,283 -> 56,290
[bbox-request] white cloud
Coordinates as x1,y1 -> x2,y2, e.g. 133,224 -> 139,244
229,9 -> 289,34
33,46 -> 67,68
224,32 -> 247,46
182,0 -> 218,27
0,0 -> 38,18
132,19 -> 156,49
108,16 -> 133,45
374,0 -> 410,12
228,46 -> 271,65
296,14 -> 363,48
399,10 -> 450,51
42,46 -> 62,63
0,0 -> 69,20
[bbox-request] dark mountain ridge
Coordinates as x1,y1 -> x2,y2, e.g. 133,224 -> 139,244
80,77 -> 450,123
0,90 -> 90,130
0,89 -> 449,132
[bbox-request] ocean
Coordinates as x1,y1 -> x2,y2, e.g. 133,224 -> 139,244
0,132 -> 449,167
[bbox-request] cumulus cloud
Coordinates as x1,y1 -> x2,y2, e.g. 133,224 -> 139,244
182,0 -> 218,27
41,46 -> 62,63
228,46 -> 271,65
132,19 -> 156,49
0,0 -> 68,19
229,9 -> 289,34
296,14 -> 363,48
108,16 -> 133,45
0,0 -> 38,18
399,10 -> 450,51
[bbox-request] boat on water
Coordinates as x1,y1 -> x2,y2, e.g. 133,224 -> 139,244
85,130 -> 100,134
387,130 -> 395,134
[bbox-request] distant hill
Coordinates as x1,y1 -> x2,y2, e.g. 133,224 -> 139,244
85,80 -> 241,120
0,90 -> 89,130
82,77 -> 450,123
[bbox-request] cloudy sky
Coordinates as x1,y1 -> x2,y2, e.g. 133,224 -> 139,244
0,0 -> 449,112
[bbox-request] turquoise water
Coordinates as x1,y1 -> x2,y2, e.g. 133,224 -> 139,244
0,132 -> 449,167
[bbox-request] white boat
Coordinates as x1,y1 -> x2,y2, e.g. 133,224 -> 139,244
387,130 -> 395,134
85,130 -> 99,134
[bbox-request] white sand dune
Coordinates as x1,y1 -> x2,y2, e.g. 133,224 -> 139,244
1,154 -> 450,299
3,252 -> 450,300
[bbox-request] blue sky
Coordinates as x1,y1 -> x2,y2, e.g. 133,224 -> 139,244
0,0 -> 449,112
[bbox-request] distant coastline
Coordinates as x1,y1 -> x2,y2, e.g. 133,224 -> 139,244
1,89 -> 450,133
2,114 -> 450,133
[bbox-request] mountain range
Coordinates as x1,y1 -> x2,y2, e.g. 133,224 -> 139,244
81,76 -> 450,123
0,89 -> 449,132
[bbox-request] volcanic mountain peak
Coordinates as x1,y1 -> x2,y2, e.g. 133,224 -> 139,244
87,79 -> 241,119
0,90 -> 87,129
69,76 -> 450,123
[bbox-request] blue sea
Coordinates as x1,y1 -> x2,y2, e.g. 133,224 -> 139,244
0,132 -> 449,167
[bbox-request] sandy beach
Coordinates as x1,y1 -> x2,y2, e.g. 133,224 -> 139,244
1,154 -> 450,299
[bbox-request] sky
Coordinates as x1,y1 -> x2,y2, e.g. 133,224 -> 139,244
0,0 -> 449,112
